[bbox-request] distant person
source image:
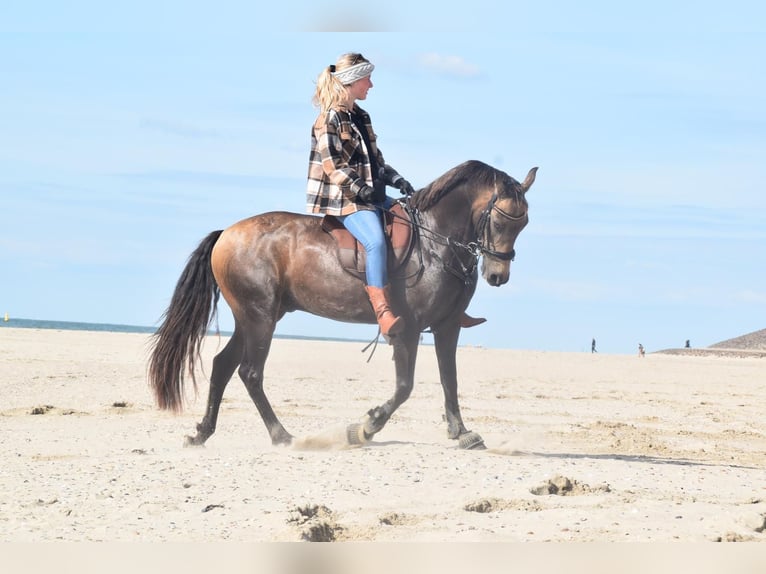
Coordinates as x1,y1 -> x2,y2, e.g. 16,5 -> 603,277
638,343 -> 645,357
685,339 -> 691,348
591,338 -> 597,353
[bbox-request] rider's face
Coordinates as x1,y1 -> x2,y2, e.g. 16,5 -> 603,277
347,75 -> 373,101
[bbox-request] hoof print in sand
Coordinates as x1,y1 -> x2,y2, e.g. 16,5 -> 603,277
714,531 -> 760,542
29,405 -> 78,416
378,512 -> 416,525
530,475 -> 611,496
464,497 -> 543,513
288,504 -> 343,542
464,498 -> 504,513
201,504 -> 224,513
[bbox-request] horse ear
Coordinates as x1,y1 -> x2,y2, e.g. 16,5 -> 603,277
521,167 -> 538,192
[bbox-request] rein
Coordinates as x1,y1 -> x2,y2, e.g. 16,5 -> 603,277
383,181 -> 526,284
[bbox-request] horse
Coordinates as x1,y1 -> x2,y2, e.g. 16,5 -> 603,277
148,160 -> 537,450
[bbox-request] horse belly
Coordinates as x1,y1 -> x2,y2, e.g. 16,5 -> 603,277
284,245 -> 375,324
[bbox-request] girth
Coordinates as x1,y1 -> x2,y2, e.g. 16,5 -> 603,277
321,202 -> 417,281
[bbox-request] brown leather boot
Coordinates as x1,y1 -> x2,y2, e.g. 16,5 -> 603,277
365,285 -> 404,336
460,312 -> 486,328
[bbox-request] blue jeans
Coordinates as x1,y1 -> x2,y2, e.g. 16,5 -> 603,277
338,197 -> 394,288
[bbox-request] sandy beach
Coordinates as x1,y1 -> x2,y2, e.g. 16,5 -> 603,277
1,326 -> 765,546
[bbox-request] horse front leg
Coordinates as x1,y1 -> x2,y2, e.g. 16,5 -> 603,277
433,323 -> 486,450
347,333 -> 419,444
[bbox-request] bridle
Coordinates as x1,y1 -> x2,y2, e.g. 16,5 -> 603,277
390,177 -> 528,286
472,191 -> 528,262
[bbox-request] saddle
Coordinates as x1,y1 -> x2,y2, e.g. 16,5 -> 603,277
321,202 -> 417,281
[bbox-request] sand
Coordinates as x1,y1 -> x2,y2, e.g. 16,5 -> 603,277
1,326 -> 765,546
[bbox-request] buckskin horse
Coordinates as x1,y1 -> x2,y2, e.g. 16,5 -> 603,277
148,160 -> 536,450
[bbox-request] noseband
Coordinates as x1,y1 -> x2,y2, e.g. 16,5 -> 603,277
472,191 -> 527,262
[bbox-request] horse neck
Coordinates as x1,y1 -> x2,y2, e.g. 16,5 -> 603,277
420,184 -> 494,245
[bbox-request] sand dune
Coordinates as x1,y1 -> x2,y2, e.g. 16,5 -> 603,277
657,327 -> 766,358
710,328 -> 766,351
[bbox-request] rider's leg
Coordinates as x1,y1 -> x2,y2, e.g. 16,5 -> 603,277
340,204 -> 404,336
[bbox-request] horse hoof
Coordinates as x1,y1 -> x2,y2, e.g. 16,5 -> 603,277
346,423 -> 370,446
183,435 -> 204,447
458,431 -> 486,450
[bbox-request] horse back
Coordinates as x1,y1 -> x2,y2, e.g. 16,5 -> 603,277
211,211 -> 366,314
213,211 -> 330,268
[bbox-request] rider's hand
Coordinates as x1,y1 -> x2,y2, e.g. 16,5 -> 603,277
358,179 -> 387,203
392,176 -> 415,196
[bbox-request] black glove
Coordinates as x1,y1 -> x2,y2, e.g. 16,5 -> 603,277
392,176 -> 415,196
358,179 -> 387,203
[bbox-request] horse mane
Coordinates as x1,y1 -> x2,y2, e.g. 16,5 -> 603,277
411,160 -> 504,211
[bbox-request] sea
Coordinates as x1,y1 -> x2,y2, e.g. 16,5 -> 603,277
0,317 -> 367,344
2,317 -> 158,334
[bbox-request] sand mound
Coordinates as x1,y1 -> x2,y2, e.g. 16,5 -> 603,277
656,327 -> 766,357
709,328 -> 766,351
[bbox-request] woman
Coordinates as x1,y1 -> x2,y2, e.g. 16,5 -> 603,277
306,52 -> 411,337
307,52 -> 485,337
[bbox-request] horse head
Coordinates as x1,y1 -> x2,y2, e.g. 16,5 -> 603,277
477,166 -> 537,286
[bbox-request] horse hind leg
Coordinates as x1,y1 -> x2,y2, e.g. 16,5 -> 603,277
185,329 -> 244,446
238,326 -> 293,447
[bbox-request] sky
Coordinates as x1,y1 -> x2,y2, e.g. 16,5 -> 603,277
1,1 -> 764,354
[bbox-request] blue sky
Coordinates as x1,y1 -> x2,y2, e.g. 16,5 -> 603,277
1,2 -> 764,353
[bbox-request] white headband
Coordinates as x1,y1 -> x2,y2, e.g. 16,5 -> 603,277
332,62 -> 374,85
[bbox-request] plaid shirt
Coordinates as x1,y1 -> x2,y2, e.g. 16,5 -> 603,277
306,104 -> 402,216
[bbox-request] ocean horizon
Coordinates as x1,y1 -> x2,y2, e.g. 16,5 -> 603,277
0,317 -> 370,345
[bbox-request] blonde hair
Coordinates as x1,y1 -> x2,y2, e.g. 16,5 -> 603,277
312,53 -> 371,113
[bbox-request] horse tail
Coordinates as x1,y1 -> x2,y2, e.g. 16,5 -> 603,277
148,230 -> 224,412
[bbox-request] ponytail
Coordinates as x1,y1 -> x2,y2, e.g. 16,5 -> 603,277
312,65 -> 348,113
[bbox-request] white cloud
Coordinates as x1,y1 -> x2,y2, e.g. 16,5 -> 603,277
417,52 -> 481,78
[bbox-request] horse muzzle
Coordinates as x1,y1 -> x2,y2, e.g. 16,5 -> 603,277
482,259 -> 510,286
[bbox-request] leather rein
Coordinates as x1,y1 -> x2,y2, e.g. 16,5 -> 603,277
386,183 -> 527,285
